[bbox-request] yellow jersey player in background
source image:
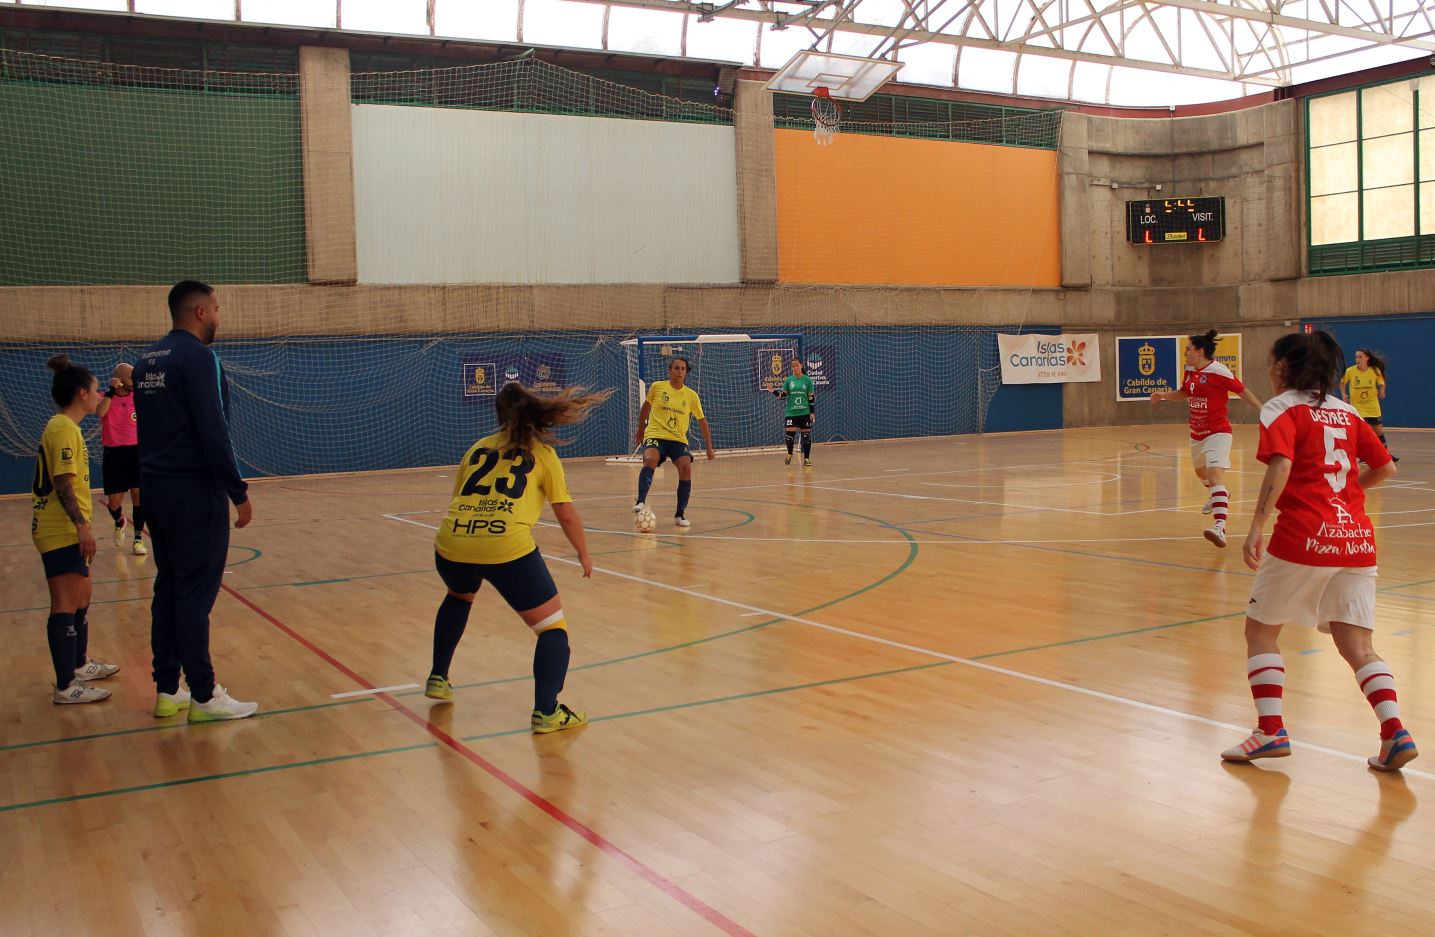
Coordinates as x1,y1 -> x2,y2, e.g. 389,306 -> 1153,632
1341,348 -> 1397,462
631,356 -> 716,528
32,355 -> 120,704
429,381 -> 611,733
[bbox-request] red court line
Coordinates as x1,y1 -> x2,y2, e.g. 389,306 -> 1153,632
219,583 -> 754,937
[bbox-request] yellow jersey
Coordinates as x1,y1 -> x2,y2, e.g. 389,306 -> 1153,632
32,413 -> 92,553
435,433 -> 572,565
1342,365 -> 1384,419
644,380 -> 705,443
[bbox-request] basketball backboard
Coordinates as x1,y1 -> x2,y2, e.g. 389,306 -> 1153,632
764,50 -> 903,102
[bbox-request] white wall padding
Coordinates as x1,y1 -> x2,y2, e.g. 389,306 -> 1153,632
353,104 -> 741,284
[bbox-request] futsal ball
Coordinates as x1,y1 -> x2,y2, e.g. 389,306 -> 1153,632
635,507 -> 657,534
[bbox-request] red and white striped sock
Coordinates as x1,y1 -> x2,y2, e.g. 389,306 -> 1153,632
1247,653 -> 1285,735
1355,660 -> 1404,740
1210,485 -> 1229,528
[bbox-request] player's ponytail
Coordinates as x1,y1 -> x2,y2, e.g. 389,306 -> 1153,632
1358,348 -> 1388,378
46,353 -> 95,408
1189,329 -> 1219,360
495,382 -> 613,451
1271,331 -> 1344,406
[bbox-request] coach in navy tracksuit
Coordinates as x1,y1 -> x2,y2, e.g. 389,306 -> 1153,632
132,281 -> 258,722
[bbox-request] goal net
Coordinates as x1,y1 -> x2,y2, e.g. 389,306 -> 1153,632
619,333 -> 805,460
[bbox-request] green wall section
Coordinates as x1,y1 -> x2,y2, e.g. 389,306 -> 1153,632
0,83 -> 305,285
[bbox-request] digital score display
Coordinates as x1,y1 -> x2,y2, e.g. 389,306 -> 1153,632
1126,196 -> 1226,245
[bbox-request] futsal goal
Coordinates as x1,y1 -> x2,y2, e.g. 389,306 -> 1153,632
614,333 -> 806,462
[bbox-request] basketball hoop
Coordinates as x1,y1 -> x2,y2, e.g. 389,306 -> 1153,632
811,87 -> 842,146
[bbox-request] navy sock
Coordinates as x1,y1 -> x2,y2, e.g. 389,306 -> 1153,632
533,628 -> 570,715
785,432 -> 796,455
801,433 -> 812,458
676,480 -> 692,517
132,505 -> 144,538
637,466 -> 655,504
73,605 -> 89,668
106,505 -> 122,525
47,613 -> 77,689
430,594 -> 472,680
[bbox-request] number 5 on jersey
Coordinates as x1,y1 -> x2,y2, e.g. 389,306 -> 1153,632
1323,426 -> 1351,493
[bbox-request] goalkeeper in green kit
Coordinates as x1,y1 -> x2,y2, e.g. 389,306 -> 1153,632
772,358 -> 816,466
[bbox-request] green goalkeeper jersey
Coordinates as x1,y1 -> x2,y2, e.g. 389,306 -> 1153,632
779,375 -> 815,417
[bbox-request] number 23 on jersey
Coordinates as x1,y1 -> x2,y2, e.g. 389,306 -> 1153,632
461,447 -> 535,500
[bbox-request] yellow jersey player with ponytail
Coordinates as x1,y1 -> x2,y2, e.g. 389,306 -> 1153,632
632,356 -> 716,528
428,381 -> 611,733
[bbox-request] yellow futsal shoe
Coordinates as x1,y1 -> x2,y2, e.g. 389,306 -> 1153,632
424,675 -> 454,701
531,702 -> 587,734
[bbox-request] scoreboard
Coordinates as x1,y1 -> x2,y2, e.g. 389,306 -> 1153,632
1126,196 -> 1225,244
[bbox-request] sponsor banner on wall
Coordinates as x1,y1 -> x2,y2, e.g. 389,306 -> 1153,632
754,347 -> 796,393
804,345 -> 836,392
1116,336 -> 1181,401
461,353 -> 567,403
461,357 -> 498,399
997,333 -> 1101,384
1213,333 -> 1242,394
1116,333 -> 1242,401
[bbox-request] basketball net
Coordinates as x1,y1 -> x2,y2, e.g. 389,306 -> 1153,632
811,87 -> 841,146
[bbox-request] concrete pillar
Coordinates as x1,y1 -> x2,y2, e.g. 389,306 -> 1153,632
1059,112 -> 1093,289
734,79 -> 779,284
299,46 -> 357,284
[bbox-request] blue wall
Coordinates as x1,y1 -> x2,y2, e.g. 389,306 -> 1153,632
1300,314 -> 1435,428
0,326 -> 1061,494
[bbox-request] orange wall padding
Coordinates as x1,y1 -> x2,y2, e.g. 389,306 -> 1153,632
774,129 -> 1061,287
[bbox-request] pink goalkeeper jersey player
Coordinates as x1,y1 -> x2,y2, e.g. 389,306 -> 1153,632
100,391 -> 138,447
1182,361 -> 1245,440
1257,391 -> 1390,567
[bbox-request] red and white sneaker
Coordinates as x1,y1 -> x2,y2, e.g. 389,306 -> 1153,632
1204,525 -> 1227,548
1368,729 -> 1418,772
1221,728 -> 1290,762
113,515 -> 129,547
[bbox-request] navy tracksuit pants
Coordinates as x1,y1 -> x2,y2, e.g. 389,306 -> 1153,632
142,477 -> 228,702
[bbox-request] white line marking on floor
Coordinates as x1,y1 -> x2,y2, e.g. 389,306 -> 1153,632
385,513 -> 1435,781
330,683 -> 420,699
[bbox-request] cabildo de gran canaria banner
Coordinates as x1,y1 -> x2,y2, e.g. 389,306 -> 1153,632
1116,334 -> 1242,401
997,333 -> 1101,384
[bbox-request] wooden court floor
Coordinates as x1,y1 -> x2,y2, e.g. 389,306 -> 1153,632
1,424 -> 1432,937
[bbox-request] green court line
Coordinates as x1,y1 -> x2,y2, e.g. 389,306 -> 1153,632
0,696 -> 377,753
462,660 -> 954,742
0,660 -> 950,814
1381,577 -> 1435,591
404,503 -> 921,696
970,574 -> 1434,660
0,546 -> 265,615
0,505 -> 907,752
0,741 -> 437,814
971,611 -> 1246,659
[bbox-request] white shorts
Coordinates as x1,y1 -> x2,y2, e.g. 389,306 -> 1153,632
1189,433 -> 1233,470
1247,554 -> 1377,633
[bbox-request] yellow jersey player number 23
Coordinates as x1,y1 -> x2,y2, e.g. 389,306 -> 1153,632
435,432 -> 571,566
